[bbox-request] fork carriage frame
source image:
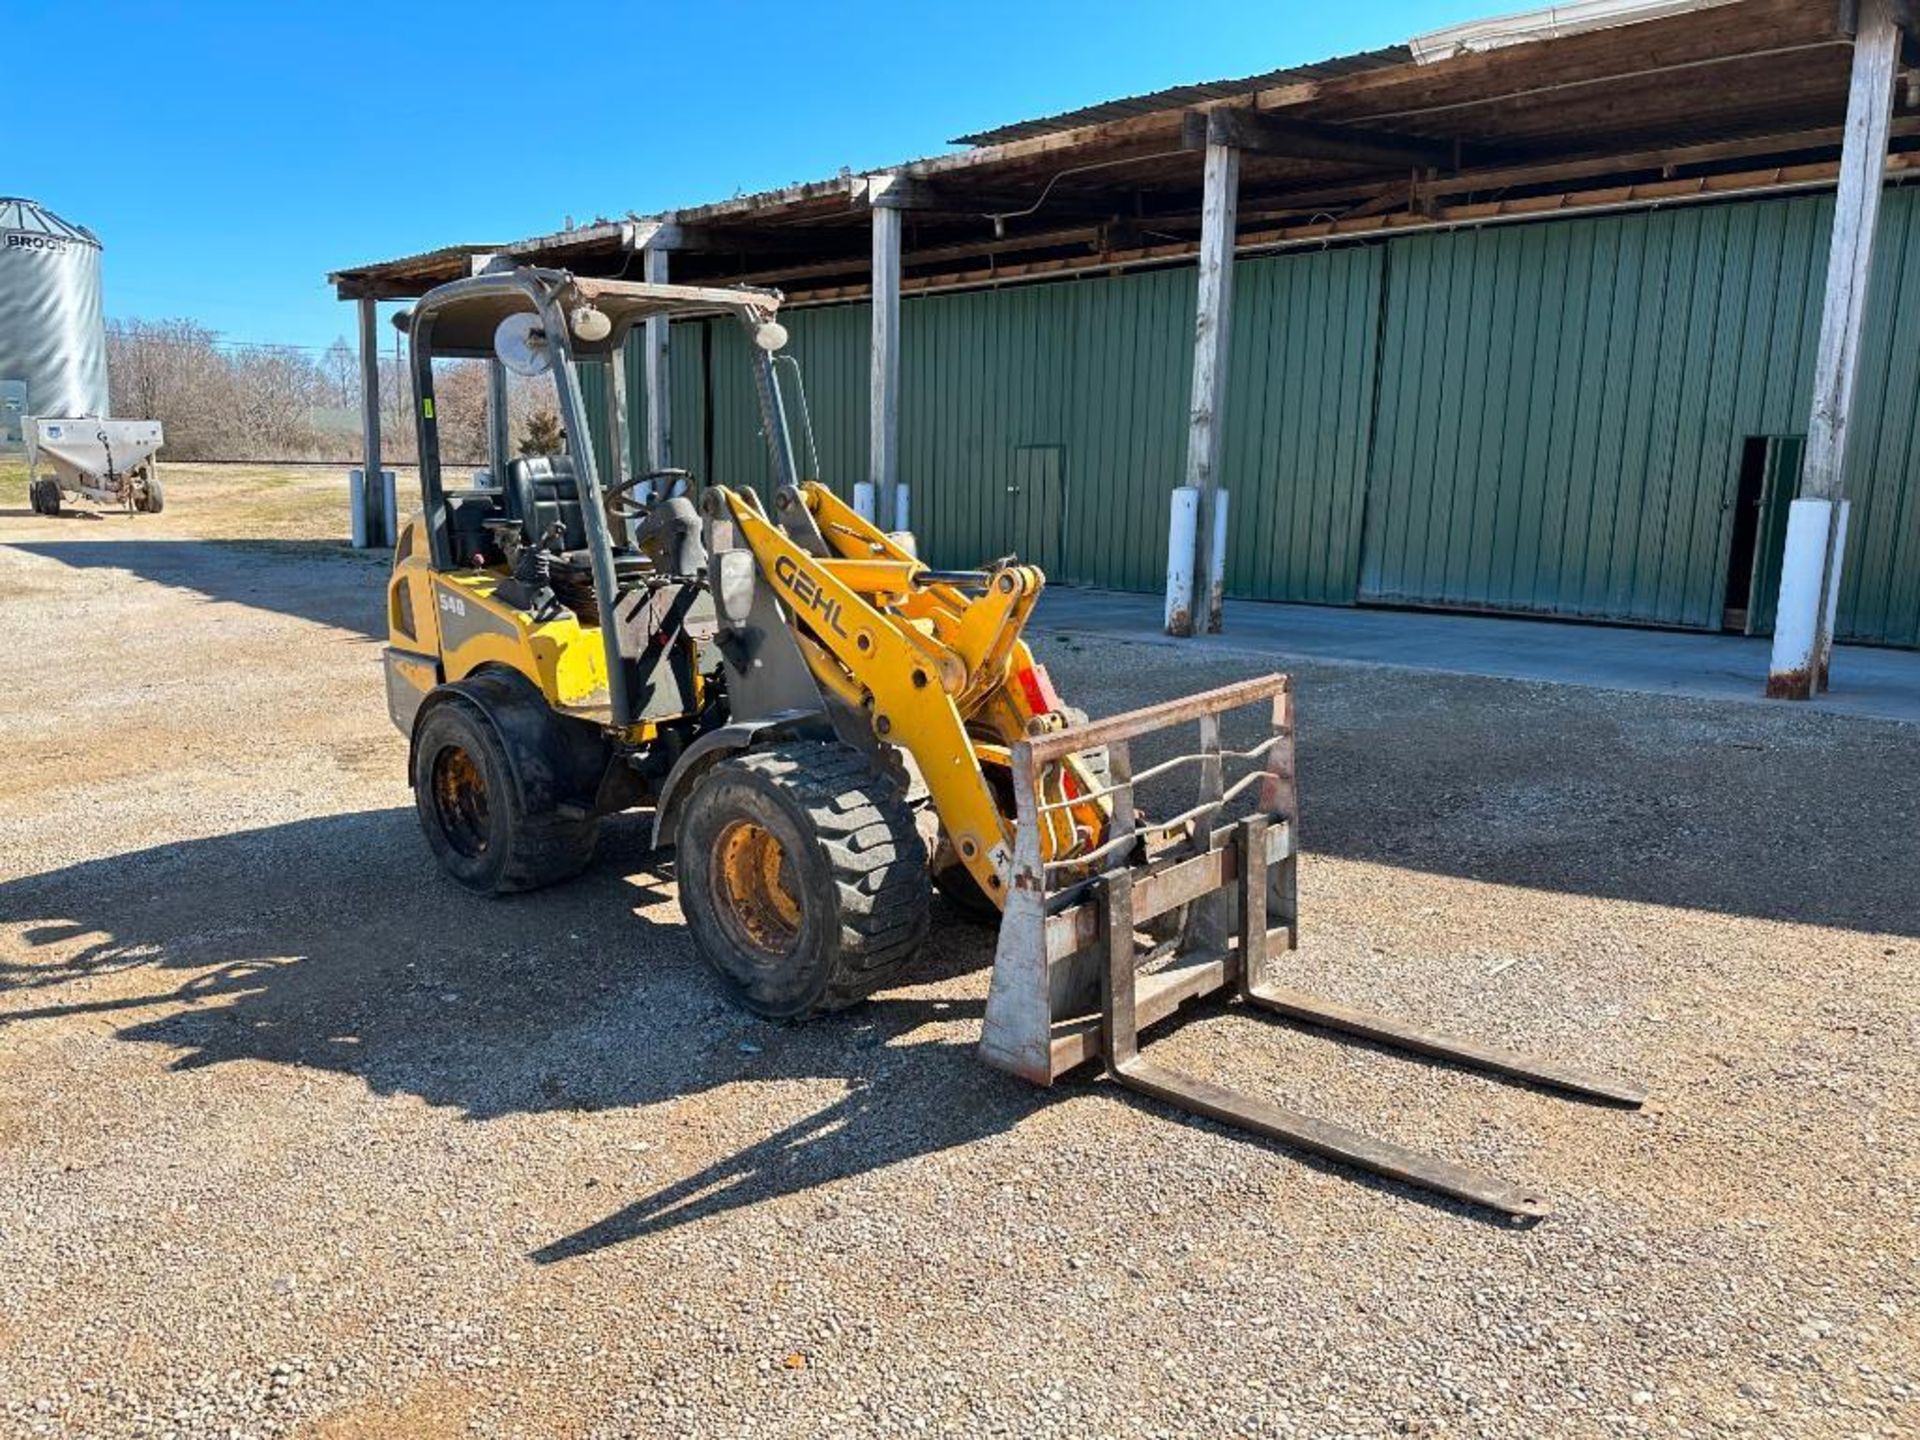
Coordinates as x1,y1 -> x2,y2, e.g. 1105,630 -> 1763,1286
979,672 -> 1647,1220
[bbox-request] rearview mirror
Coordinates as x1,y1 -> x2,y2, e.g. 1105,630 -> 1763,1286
494,313 -> 552,377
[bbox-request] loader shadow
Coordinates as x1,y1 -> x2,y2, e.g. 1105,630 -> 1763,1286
0,807 -> 1570,1258
5,538 -> 388,637
0,807 -> 1051,1247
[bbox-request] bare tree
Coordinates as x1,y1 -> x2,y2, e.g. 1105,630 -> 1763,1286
321,339 -> 358,409
107,321 -> 335,460
432,360 -> 492,467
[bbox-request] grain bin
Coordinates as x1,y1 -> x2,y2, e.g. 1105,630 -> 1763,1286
0,198 -> 110,443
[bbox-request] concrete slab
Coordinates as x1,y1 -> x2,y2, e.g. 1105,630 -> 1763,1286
1037,588 -> 1920,726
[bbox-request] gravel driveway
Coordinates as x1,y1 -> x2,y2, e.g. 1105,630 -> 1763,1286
0,500 -> 1914,1439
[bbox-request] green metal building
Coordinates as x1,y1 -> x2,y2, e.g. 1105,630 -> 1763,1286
583,184 -> 1920,649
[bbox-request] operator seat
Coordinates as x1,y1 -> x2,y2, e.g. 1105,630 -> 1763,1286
506,454 -> 585,551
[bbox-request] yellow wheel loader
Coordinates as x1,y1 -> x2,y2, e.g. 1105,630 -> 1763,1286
382,266 -> 1644,1219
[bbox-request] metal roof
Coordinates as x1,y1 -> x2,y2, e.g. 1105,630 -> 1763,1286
331,0 -> 1864,305
948,45 -> 1412,147
0,198 -> 99,246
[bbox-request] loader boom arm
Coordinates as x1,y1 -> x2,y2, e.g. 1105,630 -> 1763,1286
712,481 -> 1109,908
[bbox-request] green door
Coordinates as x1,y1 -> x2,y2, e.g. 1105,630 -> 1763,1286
1744,435 -> 1805,635
1008,444 -> 1065,578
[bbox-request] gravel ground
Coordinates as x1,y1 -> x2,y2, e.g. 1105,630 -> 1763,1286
0,484 -> 1915,1439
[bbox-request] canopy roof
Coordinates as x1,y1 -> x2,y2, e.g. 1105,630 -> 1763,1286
332,0 -> 1916,309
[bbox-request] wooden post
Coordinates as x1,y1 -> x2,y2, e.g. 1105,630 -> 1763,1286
870,195 -> 904,532
357,295 -> 383,546
487,359 -> 510,480
605,352 -> 631,500
1171,140 -> 1239,636
1766,0 -> 1901,698
641,244 -> 671,473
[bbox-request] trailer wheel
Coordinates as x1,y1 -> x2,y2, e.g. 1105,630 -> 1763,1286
29,479 -> 60,516
676,742 -> 930,1020
134,474 -> 164,514
411,695 -> 599,895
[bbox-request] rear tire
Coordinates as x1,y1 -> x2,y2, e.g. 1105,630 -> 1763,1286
676,742 -> 931,1021
135,473 -> 164,514
411,696 -> 599,895
29,479 -> 59,516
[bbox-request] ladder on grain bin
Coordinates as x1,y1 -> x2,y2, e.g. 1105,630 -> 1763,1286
978,674 -> 1647,1219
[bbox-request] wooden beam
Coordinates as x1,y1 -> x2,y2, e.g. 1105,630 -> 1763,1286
1173,141 -> 1238,638
769,150 -> 1920,308
870,203 -> 903,529
357,297 -> 384,546
851,170 -> 1126,222
1769,0 -> 1902,700
1185,107 -> 1475,170
641,246 -> 671,471
1802,1 -> 1899,509
487,360 -> 510,478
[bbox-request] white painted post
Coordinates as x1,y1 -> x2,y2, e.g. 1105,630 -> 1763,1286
1767,0 -> 1901,699
1173,139 -> 1240,636
641,244 -> 672,473
349,468 -> 370,550
1818,499 -> 1852,691
380,468 -> 397,545
1209,490 -> 1230,620
870,198 -> 904,533
356,296 -> 383,547
1164,486 -> 1200,632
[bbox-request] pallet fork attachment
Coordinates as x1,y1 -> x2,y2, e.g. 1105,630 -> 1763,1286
978,673 -> 1647,1220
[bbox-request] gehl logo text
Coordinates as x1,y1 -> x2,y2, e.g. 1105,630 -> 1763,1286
772,554 -> 850,638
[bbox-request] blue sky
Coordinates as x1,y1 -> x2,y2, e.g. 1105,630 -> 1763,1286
14,1 -> 1482,353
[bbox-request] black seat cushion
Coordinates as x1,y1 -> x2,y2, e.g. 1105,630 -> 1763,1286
444,486 -> 509,566
507,454 -> 585,551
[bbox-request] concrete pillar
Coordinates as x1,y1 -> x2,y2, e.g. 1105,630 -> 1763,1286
1766,0 -> 1901,698
1169,140 -> 1239,636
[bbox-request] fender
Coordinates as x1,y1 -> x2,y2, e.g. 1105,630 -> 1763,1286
411,667 -> 611,814
649,710 -> 826,849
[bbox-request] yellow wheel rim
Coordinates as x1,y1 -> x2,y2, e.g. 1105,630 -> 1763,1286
430,745 -> 491,859
714,820 -> 803,959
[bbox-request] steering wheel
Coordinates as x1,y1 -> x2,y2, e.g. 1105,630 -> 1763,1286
605,467 -> 692,521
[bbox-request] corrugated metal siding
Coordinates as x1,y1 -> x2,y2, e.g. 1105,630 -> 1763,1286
1837,188 -> 1920,647
1361,200 -> 1826,628
577,185 -> 1920,647
1358,188 -> 1920,645
1223,247 -> 1381,603
587,256 -> 1374,596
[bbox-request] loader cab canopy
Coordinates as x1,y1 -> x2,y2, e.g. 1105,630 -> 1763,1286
403,266 -> 799,732
402,267 -> 795,569
403,271 -> 785,359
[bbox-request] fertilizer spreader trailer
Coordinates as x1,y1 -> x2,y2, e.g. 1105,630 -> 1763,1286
26,417 -> 165,515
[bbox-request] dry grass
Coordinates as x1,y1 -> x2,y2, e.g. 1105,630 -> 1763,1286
0,458 -> 423,544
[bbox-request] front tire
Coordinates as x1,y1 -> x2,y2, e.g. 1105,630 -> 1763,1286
29,479 -> 60,516
676,742 -> 931,1021
134,473 -> 164,513
411,696 -> 599,895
